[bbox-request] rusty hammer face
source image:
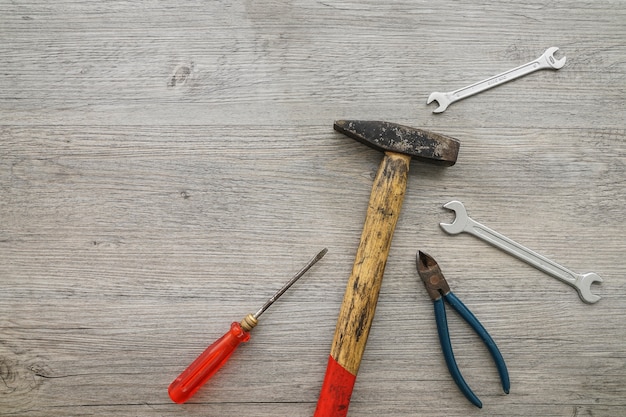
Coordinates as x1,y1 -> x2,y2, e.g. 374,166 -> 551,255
314,120 -> 460,417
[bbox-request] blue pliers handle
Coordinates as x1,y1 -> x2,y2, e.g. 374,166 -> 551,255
417,251 -> 510,408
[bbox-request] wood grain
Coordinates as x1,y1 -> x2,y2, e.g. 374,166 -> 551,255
330,152 -> 410,376
1,1 -> 625,416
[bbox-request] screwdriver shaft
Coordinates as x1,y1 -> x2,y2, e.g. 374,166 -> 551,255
254,248 -> 328,319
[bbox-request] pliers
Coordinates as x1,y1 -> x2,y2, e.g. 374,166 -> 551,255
416,251 -> 510,408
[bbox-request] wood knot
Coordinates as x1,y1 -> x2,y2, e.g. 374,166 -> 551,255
0,354 -> 49,412
168,63 -> 193,87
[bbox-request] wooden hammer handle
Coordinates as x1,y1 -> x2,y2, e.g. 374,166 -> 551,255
315,151 -> 410,417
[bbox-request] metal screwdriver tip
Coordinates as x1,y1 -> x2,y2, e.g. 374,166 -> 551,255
253,248 -> 328,319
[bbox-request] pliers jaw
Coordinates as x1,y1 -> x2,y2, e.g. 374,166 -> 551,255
416,250 -> 450,301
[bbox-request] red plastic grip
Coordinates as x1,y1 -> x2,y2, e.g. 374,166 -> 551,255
168,322 -> 250,404
314,355 -> 357,417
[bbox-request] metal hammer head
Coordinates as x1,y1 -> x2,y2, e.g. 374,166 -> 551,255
334,120 -> 460,166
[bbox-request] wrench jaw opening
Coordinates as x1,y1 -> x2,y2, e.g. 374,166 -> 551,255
542,47 -> 567,69
439,200 -> 469,235
576,272 -> 603,304
427,92 -> 451,114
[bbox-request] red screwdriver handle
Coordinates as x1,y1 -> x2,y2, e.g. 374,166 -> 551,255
168,322 -> 250,404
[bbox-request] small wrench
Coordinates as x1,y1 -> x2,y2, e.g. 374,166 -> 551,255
440,200 -> 602,304
427,47 -> 566,113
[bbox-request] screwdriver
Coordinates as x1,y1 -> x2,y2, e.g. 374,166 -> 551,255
168,248 -> 328,404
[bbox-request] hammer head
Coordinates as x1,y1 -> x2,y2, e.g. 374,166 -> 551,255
334,120 -> 460,166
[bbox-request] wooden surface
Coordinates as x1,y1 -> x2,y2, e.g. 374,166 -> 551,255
1,1 -> 624,416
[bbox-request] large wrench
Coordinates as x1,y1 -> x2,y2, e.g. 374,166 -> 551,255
440,200 -> 602,304
427,47 -> 566,113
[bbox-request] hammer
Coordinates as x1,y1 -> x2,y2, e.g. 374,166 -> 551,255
314,120 -> 460,416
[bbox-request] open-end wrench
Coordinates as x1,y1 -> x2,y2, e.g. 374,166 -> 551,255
440,200 -> 602,304
427,47 -> 566,113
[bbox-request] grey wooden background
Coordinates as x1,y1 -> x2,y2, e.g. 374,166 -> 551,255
1,1 -> 624,416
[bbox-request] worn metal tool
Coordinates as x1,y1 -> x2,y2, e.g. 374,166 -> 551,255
314,121 -> 460,417
427,47 -> 566,113
417,251 -> 510,408
440,200 -> 602,303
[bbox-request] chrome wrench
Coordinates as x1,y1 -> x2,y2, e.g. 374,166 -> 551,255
440,200 -> 602,304
427,47 -> 566,113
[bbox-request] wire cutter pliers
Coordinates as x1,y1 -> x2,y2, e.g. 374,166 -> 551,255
416,251 -> 510,408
